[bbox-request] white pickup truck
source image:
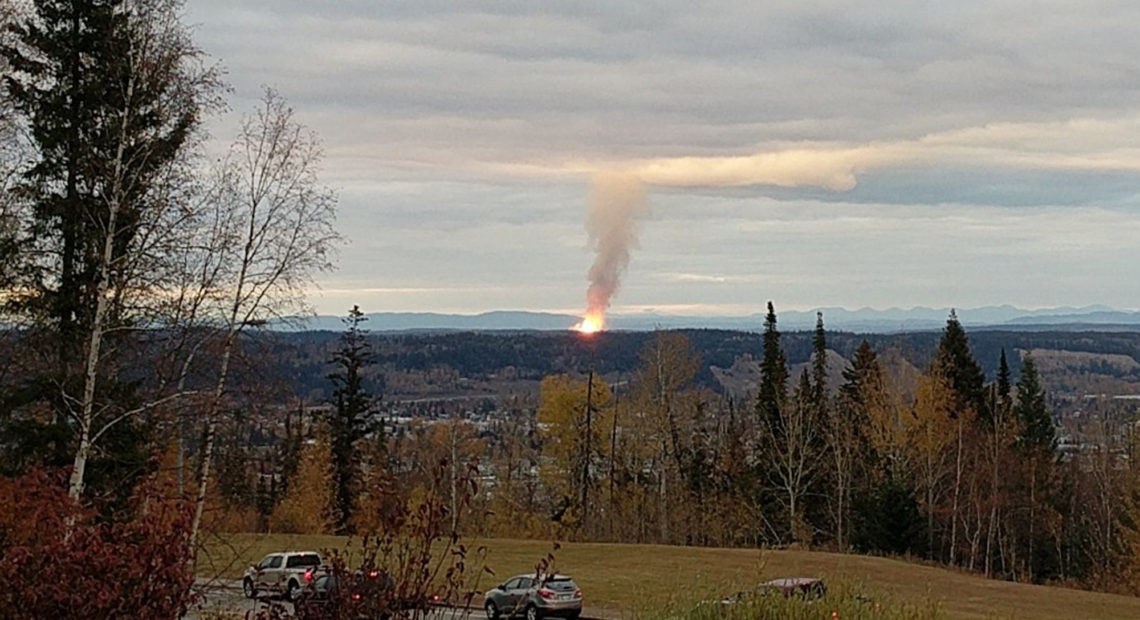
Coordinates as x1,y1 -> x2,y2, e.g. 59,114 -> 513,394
242,551 -> 323,602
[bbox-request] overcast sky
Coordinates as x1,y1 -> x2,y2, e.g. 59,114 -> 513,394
187,1 -> 1140,318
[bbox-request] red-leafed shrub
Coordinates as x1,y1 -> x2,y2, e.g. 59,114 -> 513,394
0,470 -> 198,620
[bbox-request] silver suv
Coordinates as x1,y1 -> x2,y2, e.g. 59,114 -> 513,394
242,551 -> 323,602
483,574 -> 582,620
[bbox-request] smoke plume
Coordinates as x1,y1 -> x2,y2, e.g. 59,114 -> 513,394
582,172 -> 649,329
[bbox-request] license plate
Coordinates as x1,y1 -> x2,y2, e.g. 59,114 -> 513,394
559,594 -> 572,600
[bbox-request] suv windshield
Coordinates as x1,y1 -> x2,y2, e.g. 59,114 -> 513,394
286,554 -> 321,568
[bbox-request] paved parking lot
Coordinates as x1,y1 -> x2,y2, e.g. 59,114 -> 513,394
187,579 -> 491,620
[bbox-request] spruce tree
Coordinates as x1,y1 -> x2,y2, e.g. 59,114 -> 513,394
838,340 -> 887,483
1,0 -> 215,500
934,310 -> 987,421
3,0 -> 207,354
997,348 -> 1012,402
327,305 -> 377,534
841,340 -> 883,411
810,311 -> 828,416
756,301 -> 788,429
1015,355 -> 1054,452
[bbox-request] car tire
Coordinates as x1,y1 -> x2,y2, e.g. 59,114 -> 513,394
243,577 -> 256,599
525,603 -> 540,620
485,600 -> 499,620
286,579 -> 300,602
567,612 -> 580,620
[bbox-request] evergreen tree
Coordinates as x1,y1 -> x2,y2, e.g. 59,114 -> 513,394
840,340 -> 882,411
3,0 -> 209,363
935,310 -> 987,422
1012,353 -> 1058,582
985,347 -> 1015,431
810,311 -> 828,416
1015,355 -> 1054,452
0,0 -> 216,501
756,301 -> 788,429
277,405 -> 304,500
997,348 -> 1012,402
851,473 -> 927,556
216,430 -> 252,510
327,305 -> 377,534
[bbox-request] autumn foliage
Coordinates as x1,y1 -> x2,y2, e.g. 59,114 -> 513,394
0,470 -> 197,620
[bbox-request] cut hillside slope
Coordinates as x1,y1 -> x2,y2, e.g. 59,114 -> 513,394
201,535 -> 1140,619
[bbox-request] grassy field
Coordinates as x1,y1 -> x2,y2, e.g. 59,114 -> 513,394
199,534 -> 1140,619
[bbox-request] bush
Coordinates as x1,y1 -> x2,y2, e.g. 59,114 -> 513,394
0,470 -> 198,620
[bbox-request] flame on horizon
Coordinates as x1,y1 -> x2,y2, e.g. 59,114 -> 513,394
573,312 -> 604,334
577,172 -> 649,333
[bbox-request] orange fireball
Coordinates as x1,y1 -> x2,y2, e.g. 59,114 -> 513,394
574,314 -> 604,334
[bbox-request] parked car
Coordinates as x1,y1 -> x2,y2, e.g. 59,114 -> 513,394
293,569 -> 395,620
242,551 -> 323,602
720,577 -> 826,606
483,574 -> 582,620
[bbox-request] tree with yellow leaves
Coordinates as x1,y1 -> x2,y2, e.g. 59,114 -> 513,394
905,368 -> 957,558
537,373 -> 611,534
270,430 -> 336,534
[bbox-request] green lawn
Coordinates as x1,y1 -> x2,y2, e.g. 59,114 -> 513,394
199,534 -> 1140,619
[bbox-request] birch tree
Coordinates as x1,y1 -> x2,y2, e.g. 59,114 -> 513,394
188,87 -> 340,549
633,330 -> 698,543
764,369 -> 819,543
0,1 -> 22,282
2,0 -> 219,499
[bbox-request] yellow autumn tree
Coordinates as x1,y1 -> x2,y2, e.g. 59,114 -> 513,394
352,439 -> 397,535
631,331 -> 700,544
904,369 -> 957,557
537,373 -> 611,533
270,431 -> 336,534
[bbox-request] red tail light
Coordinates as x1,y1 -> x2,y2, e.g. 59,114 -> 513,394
304,569 -> 314,582
352,593 -> 361,601
538,589 -> 555,600
575,589 -> 582,598
368,570 -> 379,579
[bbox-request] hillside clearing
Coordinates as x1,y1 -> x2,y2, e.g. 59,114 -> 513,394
198,534 -> 1140,619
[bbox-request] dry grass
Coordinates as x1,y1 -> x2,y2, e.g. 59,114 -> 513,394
200,534 -> 1140,619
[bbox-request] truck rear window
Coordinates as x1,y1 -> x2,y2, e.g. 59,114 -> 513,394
286,554 -> 321,568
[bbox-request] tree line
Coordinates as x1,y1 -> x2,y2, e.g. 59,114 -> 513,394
497,306 -> 1139,591
235,304 -> 1140,595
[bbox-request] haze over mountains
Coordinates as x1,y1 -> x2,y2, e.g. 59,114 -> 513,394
282,305 -> 1140,333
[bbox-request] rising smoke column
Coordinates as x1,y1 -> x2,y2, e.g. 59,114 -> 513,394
581,172 -> 650,330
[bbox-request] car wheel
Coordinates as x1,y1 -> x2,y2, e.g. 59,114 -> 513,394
484,600 -> 499,620
525,603 -> 540,620
242,578 -> 256,599
567,612 -> 580,620
286,579 -> 300,602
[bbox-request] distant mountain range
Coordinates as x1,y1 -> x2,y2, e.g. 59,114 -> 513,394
275,305 -> 1140,334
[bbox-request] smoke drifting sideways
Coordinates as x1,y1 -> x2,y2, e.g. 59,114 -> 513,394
577,172 -> 649,333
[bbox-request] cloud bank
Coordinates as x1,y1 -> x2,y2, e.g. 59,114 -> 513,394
185,1 -> 1140,315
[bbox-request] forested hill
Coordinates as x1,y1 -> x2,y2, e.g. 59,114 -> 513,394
264,328 -> 1140,402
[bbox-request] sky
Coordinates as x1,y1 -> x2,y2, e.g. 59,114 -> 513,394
186,1 -> 1140,318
